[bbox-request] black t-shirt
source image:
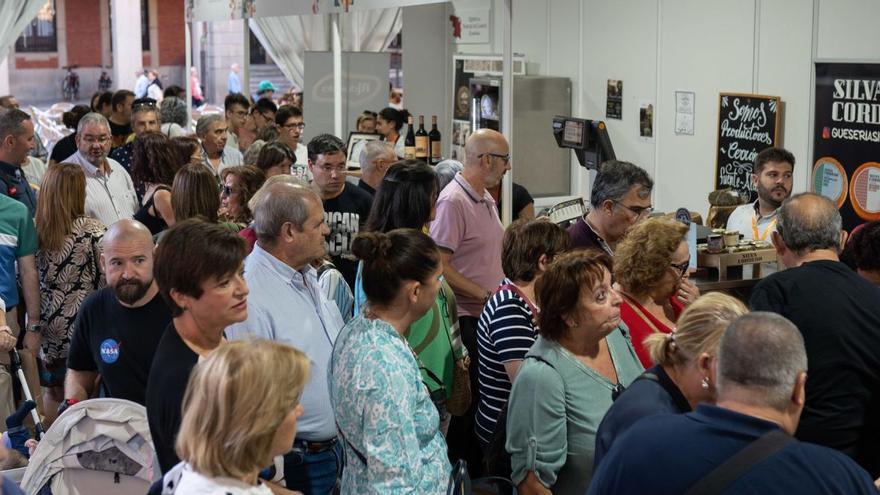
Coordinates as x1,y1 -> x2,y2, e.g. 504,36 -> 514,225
108,119 -> 131,137
145,323 -> 199,473
67,287 -> 171,405
750,259 -> 880,477
357,178 -> 376,197
49,134 -> 78,163
495,182 -> 534,220
322,182 -> 373,289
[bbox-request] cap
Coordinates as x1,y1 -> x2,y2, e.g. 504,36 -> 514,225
257,80 -> 277,94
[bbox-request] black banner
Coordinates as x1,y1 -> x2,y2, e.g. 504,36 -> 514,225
812,63 -> 880,231
715,93 -> 782,202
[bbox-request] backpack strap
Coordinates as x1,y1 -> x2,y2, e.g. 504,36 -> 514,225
684,429 -> 793,495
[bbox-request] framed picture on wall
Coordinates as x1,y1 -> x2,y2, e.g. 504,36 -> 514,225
346,132 -> 382,169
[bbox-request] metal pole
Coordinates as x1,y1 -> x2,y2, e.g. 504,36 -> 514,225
332,13 -> 343,138
243,19 -> 251,99
501,0 -> 513,226
185,19 -> 192,129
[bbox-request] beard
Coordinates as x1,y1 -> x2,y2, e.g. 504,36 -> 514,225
756,182 -> 789,209
113,278 -> 153,305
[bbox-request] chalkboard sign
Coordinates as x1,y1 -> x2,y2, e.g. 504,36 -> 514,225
715,93 -> 782,202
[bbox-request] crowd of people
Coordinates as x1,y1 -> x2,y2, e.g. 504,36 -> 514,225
0,83 -> 880,495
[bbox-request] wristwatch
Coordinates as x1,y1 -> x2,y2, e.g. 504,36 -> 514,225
26,322 -> 43,333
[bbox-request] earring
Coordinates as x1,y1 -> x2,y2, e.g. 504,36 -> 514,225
701,377 -> 710,390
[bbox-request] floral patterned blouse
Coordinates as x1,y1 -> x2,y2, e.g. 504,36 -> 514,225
329,314 -> 450,494
36,216 -> 106,362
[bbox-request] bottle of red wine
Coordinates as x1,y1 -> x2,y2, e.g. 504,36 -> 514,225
415,115 -> 429,161
429,115 -> 442,165
404,114 -> 416,159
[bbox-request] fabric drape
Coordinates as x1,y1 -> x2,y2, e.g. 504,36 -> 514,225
0,0 -> 48,64
249,8 -> 402,90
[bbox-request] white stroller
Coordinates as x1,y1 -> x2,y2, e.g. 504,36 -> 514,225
18,398 -> 156,495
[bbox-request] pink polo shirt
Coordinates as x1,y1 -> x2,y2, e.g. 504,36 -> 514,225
429,172 -> 504,317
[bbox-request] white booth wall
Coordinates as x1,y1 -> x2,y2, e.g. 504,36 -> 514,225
398,0 -> 880,218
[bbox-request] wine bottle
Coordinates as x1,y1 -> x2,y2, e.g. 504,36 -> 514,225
429,115 -> 442,165
415,115 -> 429,161
404,114 -> 416,159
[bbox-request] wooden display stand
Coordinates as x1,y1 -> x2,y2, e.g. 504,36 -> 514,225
697,247 -> 778,281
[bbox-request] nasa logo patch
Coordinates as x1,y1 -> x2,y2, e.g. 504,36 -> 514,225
99,339 -> 120,364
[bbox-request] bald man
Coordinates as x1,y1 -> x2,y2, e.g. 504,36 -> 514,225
428,128 -> 511,472
64,219 -> 172,408
751,192 -> 880,477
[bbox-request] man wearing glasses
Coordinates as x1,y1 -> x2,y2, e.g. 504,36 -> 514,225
307,134 -> 373,290
568,160 -> 655,255
276,105 -> 309,174
109,99 -> 161,199
64,113 -> 139,226
223,93 -> 250,153
428,128 -> 511,475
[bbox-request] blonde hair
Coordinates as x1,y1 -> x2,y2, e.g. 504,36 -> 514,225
175,340 -> 310,479
35,163 -> 86,251
614,217 -> 688,292
645,293 -> 747,367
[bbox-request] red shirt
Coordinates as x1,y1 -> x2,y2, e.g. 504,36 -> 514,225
620,295 -> 685,368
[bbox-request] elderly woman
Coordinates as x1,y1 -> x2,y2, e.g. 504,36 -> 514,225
35,163 -> 106,422
475,218 -> 569,449
159,97 -> 188,137
147,218 -> 249,473
506,250 -> 643,495
161,340 -> 309,494
220,165 -> 265,228
330,230 -> 450,493
614,217 -> 700,368
593,292 -> 747,468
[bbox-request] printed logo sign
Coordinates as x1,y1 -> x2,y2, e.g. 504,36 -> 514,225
100,339 -> 120,364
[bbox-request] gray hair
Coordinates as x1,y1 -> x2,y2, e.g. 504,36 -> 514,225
717,312 -> 807,411
254,182 -> 320,245
160,97 -> 188,127
76,112 -> 110,135
359,141 -> 394,172
247,174 -> 309,212
777,192 -> 842,254
590,160 -> 654,208
243,140 -> 266,166
0,108 -> 31,140
435,159 -> 463,191
196,114 -> 224,137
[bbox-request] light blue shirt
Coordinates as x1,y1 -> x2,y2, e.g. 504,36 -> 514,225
225,243 -> 343,440
227,71 -> 241,94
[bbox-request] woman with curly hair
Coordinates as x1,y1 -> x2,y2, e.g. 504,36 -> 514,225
613,217 -> 700,368
132,131 -> 182,235
219,165 -> 265,228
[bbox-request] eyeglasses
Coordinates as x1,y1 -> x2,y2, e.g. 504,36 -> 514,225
478,152 -> 510,164
82,135 -> 111,145
614,201 -> 654,218
221,185 -> 237,196
283,122 -> 306,131
132,98 -> 157,111
670,258 -> 691,279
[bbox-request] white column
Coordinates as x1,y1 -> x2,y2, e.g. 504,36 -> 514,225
332,14 -> 342,138
500,0 -> 513,226
0,51 -> 10,96
110,0 -> 143,92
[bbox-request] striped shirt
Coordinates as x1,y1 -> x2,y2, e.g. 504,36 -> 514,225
475,278 -> 538,446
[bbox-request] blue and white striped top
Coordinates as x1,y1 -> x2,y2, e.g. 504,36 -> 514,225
475,278 -> 538,447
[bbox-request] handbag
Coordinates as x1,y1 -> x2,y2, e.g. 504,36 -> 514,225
439,283 -> 472,416
447,459 -> 518,495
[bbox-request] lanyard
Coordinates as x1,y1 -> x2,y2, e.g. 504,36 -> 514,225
751,214 -> 778,241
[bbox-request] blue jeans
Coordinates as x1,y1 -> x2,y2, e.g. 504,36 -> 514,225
283,440 -> 342,495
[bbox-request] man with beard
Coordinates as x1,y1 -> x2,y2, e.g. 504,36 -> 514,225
726,147 -> 794,242
63,113 -> 139,226
63,219 -> 171,407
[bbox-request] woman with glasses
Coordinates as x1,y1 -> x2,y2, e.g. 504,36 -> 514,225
354,160 -> 466,435
219,165 -> 265,229
475,219 -> 569,451
593,292 -> 747,469
506,250 -> 642,494
330,229 -> 450,494
613,217 -> 700,368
